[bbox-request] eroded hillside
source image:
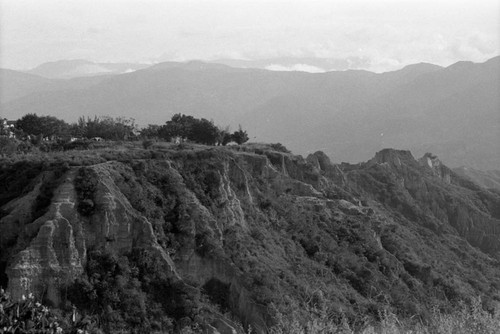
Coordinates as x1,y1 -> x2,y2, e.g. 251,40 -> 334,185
1,144 -> 500,333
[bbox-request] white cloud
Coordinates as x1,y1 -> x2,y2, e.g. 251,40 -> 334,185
265,64 -> 326,73
0,0 -> 498,71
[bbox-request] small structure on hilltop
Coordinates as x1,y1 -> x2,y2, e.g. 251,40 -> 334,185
0,119 -> 16,138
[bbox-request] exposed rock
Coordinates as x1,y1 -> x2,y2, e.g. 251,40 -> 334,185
418,153 -> 451,183
346,149 -> 500,255
4,164 -> 179,306
337,199 -> 364,216
6,171 -> 84,303
368,148 -> 416,168
1,146 -> 500,333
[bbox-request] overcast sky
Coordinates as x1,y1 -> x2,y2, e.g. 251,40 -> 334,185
1,0 -> 499,72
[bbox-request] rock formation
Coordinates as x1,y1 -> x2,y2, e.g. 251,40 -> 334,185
1,145 -> 500,333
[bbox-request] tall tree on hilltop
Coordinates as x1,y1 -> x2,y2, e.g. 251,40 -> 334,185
159,114 -> 196,141
231,125 -> 249,145
140,124 -> 161,139
190,118 -> 219,145
16,113 -> 69,138
217,126 -> 232,146
78,116 -> 137,140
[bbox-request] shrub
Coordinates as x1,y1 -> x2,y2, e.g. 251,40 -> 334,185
0,288 -> 96,333
269,143 -> 291,153
142,139 -> 154,149
0,137 -> 18,156
74,167 -> 99,216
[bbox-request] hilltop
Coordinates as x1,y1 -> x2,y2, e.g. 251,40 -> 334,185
1,143 -> 499,333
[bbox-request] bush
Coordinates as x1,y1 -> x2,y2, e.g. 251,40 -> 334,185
32,166 -> 68,219
0,137 -> 18,156
0,288 -> 96,333
74,167 -> 99,216
142,139 -> 155,149
269,143 -> 291,153
66,248 -> 203,333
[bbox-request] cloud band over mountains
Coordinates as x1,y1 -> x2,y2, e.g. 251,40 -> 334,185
1,0 -> 498,72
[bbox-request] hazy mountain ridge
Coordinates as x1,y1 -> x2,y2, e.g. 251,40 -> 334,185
1,56 -> 498,169
454,167 -> 500,192
26,59 -> 151,79
0,68 -> 115,103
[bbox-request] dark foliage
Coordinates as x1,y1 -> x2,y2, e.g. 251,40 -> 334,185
157,113 -> 249,146
142,139 -> 154,149
202,279 -> 231,312
231,125 -> 249,145
66,248 -> 200,333
3,145 -> 500,332
16,113 -> 70,138
75,116 -> 138,141
0,161 -> 43,207
0,288 -> 96,334
0,137 -> 19,156
269,143 -> 291,153
74,167 -> 99,216
32,163 -> 69,219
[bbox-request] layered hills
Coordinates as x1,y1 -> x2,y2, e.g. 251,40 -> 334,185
1,56 -> 499,170
1,143 -> 499,333
26,60 -> 151,79
454,167 -> 500,192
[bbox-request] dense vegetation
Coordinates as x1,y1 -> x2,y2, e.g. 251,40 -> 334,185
0,288 -> 97,333
66,248 -> 200,333
1,113 -> 249,157
1,143 -> 500,333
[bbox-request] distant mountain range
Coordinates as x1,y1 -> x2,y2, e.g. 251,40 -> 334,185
1,56 -> 499,170
26,59 -> 151,79
209,56 -> 372,72
18,56 -> 372,79
454,167 -> 500,191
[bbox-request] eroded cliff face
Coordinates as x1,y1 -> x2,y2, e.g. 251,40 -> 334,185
1,145 -> 500,333
2,164 -> 178,305
345,148 -> 500,255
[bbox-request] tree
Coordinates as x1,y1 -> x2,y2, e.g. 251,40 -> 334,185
140,124 -> 161,139
217,126 -> 232,146
190,118 -> 219,145
231,125 -> 249,145
77,116 -> 138,140
158,114 -> 196,141
170,114 -> 196,139
157,114 -> 234,146
16,113 -> 69,138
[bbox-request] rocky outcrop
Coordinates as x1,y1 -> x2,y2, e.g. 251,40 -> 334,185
418,153 -> 451,183
1,145 -> 500,333
345,149 -> 500,255
6,171 -> 84,303
3,163 -> 178,305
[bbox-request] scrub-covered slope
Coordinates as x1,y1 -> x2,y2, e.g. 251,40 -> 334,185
1,144 -> 499,333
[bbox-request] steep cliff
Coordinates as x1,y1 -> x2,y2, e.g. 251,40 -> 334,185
345,149 -> 500,255
1,145 -> 500,333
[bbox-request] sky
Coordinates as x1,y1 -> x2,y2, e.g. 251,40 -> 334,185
1,0 -> 499,72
